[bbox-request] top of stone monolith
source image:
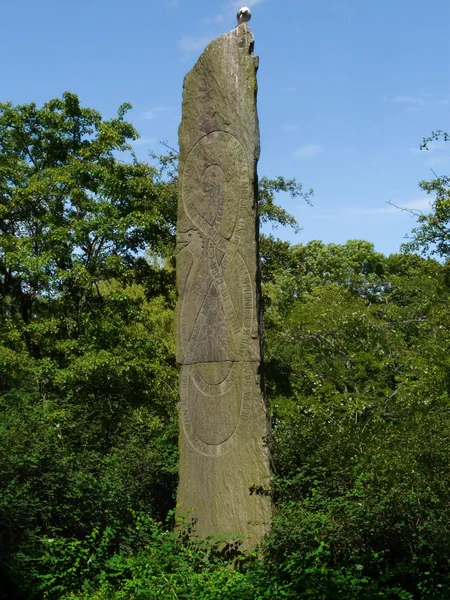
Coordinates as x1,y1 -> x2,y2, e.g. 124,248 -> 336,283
178,23 -> 259,177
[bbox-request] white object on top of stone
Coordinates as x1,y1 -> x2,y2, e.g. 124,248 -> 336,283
237,7 -> 251,25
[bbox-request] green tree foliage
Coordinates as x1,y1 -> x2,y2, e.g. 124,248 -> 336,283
402,130 -> 450,259
0,94 -> 179,598
264,242 -> 450,599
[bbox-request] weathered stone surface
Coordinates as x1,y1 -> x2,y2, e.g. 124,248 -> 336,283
175,23 -> 272,549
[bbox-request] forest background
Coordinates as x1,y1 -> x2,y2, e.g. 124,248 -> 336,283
1,92 -> 450,599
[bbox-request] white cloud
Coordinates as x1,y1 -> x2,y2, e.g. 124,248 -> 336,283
131,137 -> 156,146
229,0 -> 264,8
293,144 -> 323,159
407,140 -> 450,167
178,35 -> 214,55
425,155 -> 450,167
424,140 -> 448,153
347,198 -> 432,216
204,13 -> 225,25
401,198 -> 433,211
383,94 -> 449,108
393,96 -> 425,104
165,0 -> 179,7
141,107 -> 171,120
407,140 -> 448,154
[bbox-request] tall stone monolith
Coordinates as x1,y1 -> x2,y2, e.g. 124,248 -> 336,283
175,22 -> 272,549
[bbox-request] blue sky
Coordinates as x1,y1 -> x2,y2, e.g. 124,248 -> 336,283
1,0 -> 449,256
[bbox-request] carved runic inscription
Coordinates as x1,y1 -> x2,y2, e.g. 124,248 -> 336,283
176,22 -> 272,547
177,131 -> 254,457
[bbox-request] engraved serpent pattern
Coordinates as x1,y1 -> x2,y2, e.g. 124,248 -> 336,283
177,131 -> 255,456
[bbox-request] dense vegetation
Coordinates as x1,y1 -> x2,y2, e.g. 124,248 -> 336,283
1,94 -> 450,599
